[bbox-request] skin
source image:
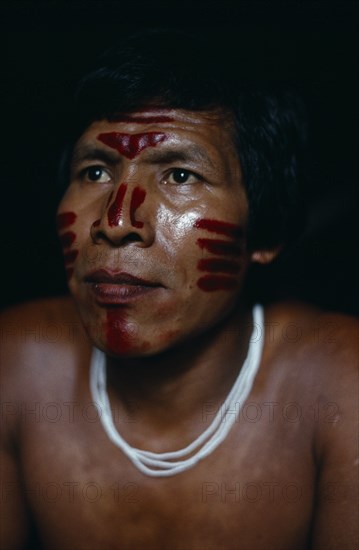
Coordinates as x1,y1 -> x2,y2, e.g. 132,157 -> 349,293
1,110 -> 358,550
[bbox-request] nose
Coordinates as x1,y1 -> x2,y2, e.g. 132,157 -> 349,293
90,182 -> 155,247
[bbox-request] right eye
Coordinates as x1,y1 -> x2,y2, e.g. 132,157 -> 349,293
80,166 -> 112,183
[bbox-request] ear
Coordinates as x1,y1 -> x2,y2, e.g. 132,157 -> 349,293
250,246 -> 282,265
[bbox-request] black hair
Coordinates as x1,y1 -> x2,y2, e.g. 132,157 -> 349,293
61,28 -> 307,251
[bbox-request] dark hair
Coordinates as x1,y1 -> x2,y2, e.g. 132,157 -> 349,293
62,28 -> 307,251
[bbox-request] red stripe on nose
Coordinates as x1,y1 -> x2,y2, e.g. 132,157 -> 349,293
108,184 -> 128,226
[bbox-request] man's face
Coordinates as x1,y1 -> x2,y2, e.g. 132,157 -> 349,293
57,109 -> 251,356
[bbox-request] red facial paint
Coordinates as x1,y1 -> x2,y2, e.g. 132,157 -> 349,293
197,275 -> 238,292
109,115 -> 174,123
64,250 -> 78,265
59,231 -> 76,248
194,219 -> 243,239
108,184 -> 127,226
198,258 -> 240,274
97,132 -> 167,159
56,212 -> 76,231
106,310 -> 133,354
65,267 -> 74,280
130,187 -> 146,228
92,219 -> 101,228
197,238 -> 241,256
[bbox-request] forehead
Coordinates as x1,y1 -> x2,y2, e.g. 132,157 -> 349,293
73,109 -> 240,171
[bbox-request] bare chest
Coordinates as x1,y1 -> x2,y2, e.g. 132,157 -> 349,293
20,402 -> 315,550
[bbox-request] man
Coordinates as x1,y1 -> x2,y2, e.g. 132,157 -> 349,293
1,29 -> 358,549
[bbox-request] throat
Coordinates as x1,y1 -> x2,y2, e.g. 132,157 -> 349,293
89,305 -> 264,476
105,305 -> 254,434
100,311 -> 253,448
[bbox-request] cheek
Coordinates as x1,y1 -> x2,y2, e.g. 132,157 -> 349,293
193,217 -> 245,293
56,210 -> 79,281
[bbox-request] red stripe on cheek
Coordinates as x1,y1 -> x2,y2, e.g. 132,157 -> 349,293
66,268 -> 74,280
97,132 -> 167,159
59,231 -> 76,248
108,184 -> 127,226
194,219 -> 243,239
197,276 -> 238,291
130,187 -> 146,228
198,258 -> 240,274
56,212 -> 77,231
64,250 -> 78,265
197,238 -> 242,256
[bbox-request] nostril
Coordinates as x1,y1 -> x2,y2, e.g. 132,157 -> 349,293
124,233 -> 143,244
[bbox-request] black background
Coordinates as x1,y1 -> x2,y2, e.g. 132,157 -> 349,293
2,1 -> 358,314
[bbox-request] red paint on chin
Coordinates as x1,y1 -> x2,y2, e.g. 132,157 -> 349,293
194,219 -> 243,239
198,258 -> 240,274
108,115 -> 174,123
197,276 -> 238,291
108,184 -> 127,226
57,212 -> 77,231
130,187 -> 146,228
97,132 -> 167,159
106,310 -> 134,354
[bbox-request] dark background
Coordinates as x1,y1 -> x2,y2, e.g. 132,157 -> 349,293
2,0 -> 358,314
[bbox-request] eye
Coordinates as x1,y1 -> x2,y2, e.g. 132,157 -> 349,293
80,166 -> 112,183
163,168 -> 202,185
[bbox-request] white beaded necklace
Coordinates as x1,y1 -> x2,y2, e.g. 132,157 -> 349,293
90,304 -> 264,477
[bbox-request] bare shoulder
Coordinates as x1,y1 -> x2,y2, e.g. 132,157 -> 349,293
264,300 -> 359,381
0,294 -> 88,358
262,300 -> 358,449
0,296 -> 91,420
264,301 -> 359,548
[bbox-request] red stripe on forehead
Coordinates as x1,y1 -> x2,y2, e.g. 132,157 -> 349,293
97,132 -> 167,159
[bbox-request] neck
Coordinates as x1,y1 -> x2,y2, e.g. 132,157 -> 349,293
105,304 -> 254,445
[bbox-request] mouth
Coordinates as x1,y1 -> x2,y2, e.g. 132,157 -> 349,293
84,269 -> 163,304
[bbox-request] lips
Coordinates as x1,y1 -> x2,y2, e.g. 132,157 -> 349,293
84,269 -> 163,304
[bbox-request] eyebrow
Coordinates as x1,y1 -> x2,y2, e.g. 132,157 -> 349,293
71,145 -> 120,167
71,142 -> 217,171
109,115 -> 175,123
142,144 -> 216,169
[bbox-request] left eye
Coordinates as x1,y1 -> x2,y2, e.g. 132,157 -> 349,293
163,168 -> 202,185
82,166 -> 112,183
